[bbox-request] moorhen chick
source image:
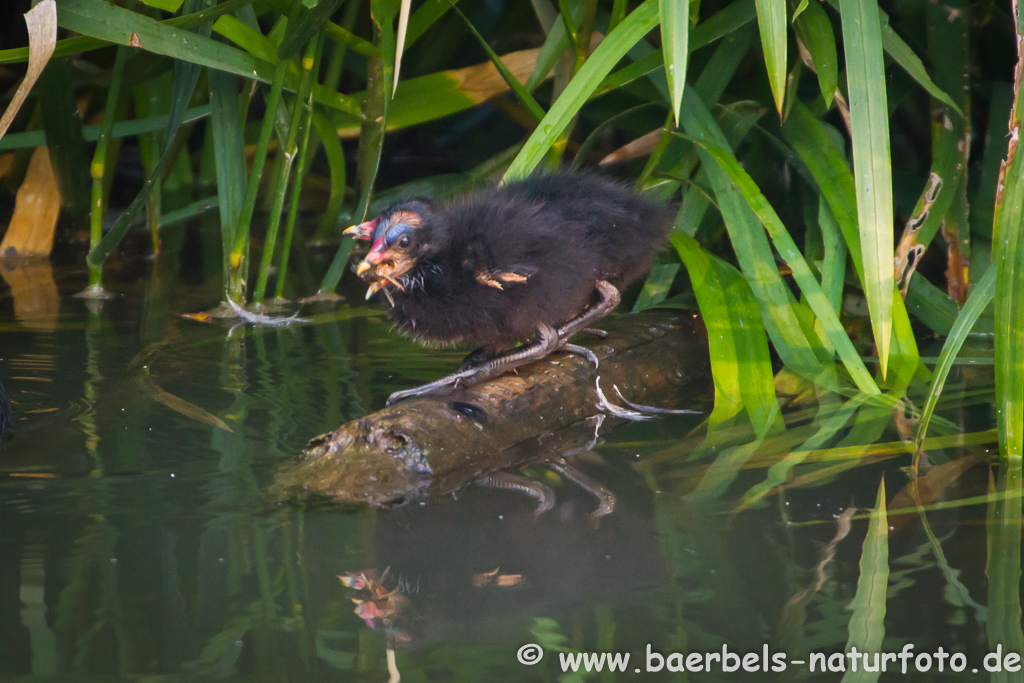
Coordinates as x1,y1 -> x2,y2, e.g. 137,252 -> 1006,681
345,173 -> 671,404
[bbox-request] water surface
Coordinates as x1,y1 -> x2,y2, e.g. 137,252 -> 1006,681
0,256 -> 1008,681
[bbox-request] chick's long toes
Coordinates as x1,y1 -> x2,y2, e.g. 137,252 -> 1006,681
560,343 -> 599,368
386,383 -> 454,406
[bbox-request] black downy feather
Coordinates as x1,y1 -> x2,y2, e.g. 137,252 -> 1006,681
373,173 -> 671,350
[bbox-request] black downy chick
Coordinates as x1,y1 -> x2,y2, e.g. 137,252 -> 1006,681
345,173 -> 671,404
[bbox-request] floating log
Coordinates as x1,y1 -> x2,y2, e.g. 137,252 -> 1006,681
276,310 -> 710,506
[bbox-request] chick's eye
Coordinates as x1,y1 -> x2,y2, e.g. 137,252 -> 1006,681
397,235 -> 412,249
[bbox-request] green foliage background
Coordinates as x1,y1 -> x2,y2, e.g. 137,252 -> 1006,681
0,0 -> 1022,461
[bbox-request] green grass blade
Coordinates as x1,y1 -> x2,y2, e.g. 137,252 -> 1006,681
840,0 -> 894,378
208,70 -> 247,273
228,58 -> 290,302
633,263 -> 680,312
37,59 -> 91,228
57,0 -> 360,117
160,197 -> 219,226
448,1 -> 546,121
214,14 -> 279,62
692,136 -> 879,393
817,200 -> 847,318
914,264 -> 996,448
275,91 -> 316,299
255,33 -> 320,305
317,2 -> 395,295
524,1 -> 581,92
878,11 -> 961,117
277,0 -> 343,59
86,123 -> 191,267
406,0 -> 460,46
693,23 -> 756,103
897,132 -> 963,273
822,0 -> 961,116
972,84 -> 1014,233
782,102 -> 920,367
792,0 -> 837,106
672,231 -> 780,436
988,461 -> 1024,663
660,0 -> 689,124
993,106 -> 1024,459
86,44 -> 131,291
755,0 -> 786,114
782,102 -> 862,268
140,0 -> 184,11
925,0 -> 970,276
677,93 -> 829,385
504,0 -> 660,181
842,478 -> 888,683
58,0 -> 270,79
310,109 -> 347,239
0,0 -> 255,65
693,0 -> 757,47
594,52 -> 662,97
739,395 -> 863,509
166,0 -> 211,153
263,0 -> 381,58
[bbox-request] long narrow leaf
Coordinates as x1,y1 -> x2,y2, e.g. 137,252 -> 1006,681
740,395 -> 863,509
57,0 -> 360,116
672,231 -> 780,436
0,0 -> 255,65
277,0 -> 343,59
914,265 -> 996,448
987,463 -> 1024,664
678,92 -> 829,385
793,0 -> 837,106
448,1 -> 545,121
660,0 -> 689,123
755,0 -> 786,113
993,67 -> 1024,460
504,0 -> 660,180
208,70 -> 246,262
842,479 -> 889,683
840,0 -> 894,377
782,102 -> 920,367
825,0 -> 961,116
691,137 -> 879,394
0,106 -> 213,151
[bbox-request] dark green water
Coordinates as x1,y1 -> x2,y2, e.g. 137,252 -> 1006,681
0,257 -> 1013,682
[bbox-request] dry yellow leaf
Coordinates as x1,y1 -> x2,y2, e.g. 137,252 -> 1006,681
1,147 -> 60,258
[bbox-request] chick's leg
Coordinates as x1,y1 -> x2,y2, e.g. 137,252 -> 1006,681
556,280 -> 621,343
456,347 -> 497,372
386,324 -> 559,405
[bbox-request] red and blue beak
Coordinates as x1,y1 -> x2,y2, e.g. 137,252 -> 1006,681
355,236 -> 388,276
342,217 -> 379,241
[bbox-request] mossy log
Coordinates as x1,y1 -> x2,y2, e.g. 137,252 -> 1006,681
277,310 -> 710,506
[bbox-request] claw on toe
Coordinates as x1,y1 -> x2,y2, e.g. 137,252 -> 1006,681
561,343 -> 600,368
